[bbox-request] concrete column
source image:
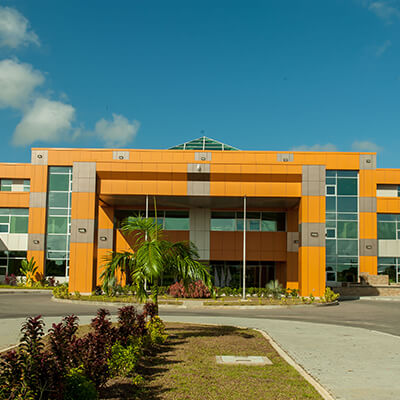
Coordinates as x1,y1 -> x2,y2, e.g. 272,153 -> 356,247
68,162 -> 97,294
189,208 -> 210,260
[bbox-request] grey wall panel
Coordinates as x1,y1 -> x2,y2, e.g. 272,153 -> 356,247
359,238 -> 378,256
113,151 -> 130,160
287,232 -> 299,252
189,208 -> 210,260
359,197 -> 377,213
300,223 -> 325,247
187,163 -> 211,173
28,233 -> 45,251
29,192 -> 47,208
31,150 -> 48,165
187,181 -> 210,196
277,153 -> 294,162
195,152 -> 212,161
302,165 -> 325,196
70,219 -> 95,243
98,228 -> 114,249
359,154 -> 376,170
72,162 -> 96,193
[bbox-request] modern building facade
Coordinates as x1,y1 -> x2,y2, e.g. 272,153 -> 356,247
1,137 -> 399,295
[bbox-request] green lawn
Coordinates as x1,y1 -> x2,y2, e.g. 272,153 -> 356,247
100,323 -> 323,400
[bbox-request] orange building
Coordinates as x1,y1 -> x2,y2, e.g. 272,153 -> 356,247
1,136 -> 399,295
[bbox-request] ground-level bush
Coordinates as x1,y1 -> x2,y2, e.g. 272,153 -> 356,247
168,280 -> 211,298
0,303 -> 165,399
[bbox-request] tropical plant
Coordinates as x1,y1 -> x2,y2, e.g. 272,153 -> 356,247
100,214 -> 212,306
20,257 -> 38,287
265,279 -> 283,299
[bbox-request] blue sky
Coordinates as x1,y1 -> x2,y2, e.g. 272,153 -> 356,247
0,1 -> 400,167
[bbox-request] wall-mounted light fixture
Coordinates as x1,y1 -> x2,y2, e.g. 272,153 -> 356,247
37,154 -> 43,159
366,159 -> 371,164
200,156 -> 206,161
293,240 -> 299,244
33,240 -> 40,244
99,236 -> 107,241
196,164 -> 201,171
310,232 -> 319,237
78,228 -> 87,233
119,155 -> 124,160
366,245 -> 373,249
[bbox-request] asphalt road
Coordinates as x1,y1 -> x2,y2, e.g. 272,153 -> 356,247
0,291 -> 399,336
1,292 -> 400,400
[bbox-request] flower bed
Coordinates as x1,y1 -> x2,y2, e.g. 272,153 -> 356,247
0,303 -> 167,399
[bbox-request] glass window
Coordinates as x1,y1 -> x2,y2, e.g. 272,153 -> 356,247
326,186 -> 335,195
378,214 -> 397,222
211,212 -> 236,231
23,180 -> 30,192
326,197 -> 336,212
337,240 -> 358,255
326,177 -> 336,184
337,213 -> 358,220
337,221 -> 357,239
0,224 -> 8,233
47,235 -> 68,251
326,213 -> 336,221
337,179 -> 357,195
336,170 -> 358,177
326,239 -> 336,255
337,197 -> 357,212
9,216 -> 28,233
46,259 -> 66,276
0,216 -> 8,223
48,208 -> 70,216
48,192 -> 69,208
336,264 -> 358,282
0,180 -> 12,191
326,228 -> 336,238
48,173 -> 70,191
261,212 -> 285,231
10,209 -> 28,216
378,222 -> 396,239
326,170 -> 336,177
47,217 -> 68,234
164,216 -> 189,230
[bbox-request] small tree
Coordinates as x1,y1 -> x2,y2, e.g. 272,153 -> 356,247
101,215 -> 212,307
20,257 -> 38,287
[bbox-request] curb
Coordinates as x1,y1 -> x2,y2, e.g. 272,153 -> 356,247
0,289 -> 53,294
51,296 -> 339,310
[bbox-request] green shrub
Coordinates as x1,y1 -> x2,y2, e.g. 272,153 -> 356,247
64,367 -> 97,400
146,316 -> 168,346
266,280 -> 283,299
323,287 -> 339,302
53,283 -> 70,299
108,339 -> 143,378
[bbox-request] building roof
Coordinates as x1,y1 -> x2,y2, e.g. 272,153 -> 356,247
169,136 -> 239,151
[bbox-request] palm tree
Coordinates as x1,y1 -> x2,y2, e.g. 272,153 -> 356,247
100,215 -> 212,306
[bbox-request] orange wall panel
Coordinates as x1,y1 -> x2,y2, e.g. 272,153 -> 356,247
298,247 -> 325,297
69,243 -> 95,293
359,170 -> 376,197
0,192 -> 30,208
359,256 -> 377,275
300,196 -> 325,223
28,208 -> 47,233
359,212 -> 377,239
377,198 -> 400,214
30,165 -> 48,192
71,193 -> 96,219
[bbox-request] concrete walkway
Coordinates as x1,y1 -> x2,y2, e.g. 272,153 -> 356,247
160,314 -> 400,400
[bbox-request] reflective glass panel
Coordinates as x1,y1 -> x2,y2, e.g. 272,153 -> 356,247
48,174 -> 69,191
337,197 -> 357,212
9,216 -> 28,233
337,179 -> 357,195
378,222 -> 396,239
337,221 -> 357,239
47,217 -> 68,234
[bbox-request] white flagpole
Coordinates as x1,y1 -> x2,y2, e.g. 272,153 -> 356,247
242,196 -> 247,300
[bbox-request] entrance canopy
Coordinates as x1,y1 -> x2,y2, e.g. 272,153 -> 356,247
99,194 -> 300,209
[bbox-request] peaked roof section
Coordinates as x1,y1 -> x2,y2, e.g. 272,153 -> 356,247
169,136 -> 239,151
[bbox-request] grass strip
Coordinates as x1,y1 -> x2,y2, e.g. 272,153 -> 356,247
100,322 -> 323,400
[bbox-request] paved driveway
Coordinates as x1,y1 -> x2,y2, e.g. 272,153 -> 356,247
1,292 -> 399,400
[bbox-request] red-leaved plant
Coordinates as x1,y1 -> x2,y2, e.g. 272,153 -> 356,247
168,280 -> 211,298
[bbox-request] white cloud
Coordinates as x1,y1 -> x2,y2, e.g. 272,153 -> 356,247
0,6 -> 39,48
0,59 -> 44,109
95,113 -> 140,147
12,98 -> 75,146
367,1 -> 400,22
351,140 -> 383,152
375,39 -> 392,56
291,143 -> 338,152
